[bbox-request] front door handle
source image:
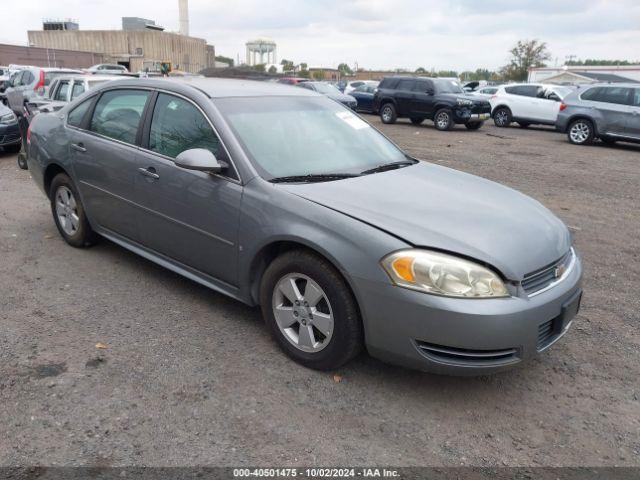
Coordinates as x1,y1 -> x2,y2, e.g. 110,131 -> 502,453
70,143 -> 86,153
138,167 -> 160,180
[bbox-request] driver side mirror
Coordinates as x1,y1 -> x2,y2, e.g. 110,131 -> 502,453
174,148 -> 227,174
548,93 -> 561,102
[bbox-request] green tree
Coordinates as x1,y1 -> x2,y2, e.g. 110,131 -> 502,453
254,63 -> 266,73
215,55 -> 234,67
501,39 -> 551,81
280,59 -> 295,72
337,63 -> 353,76
436,70 -> 459,78
415,67 -> 427,74
268,65 -> 278,74
565,58 -> 635,66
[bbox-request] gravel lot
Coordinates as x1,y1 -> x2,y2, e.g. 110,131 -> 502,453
1,118 -> 639,467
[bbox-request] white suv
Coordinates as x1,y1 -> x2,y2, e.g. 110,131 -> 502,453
490,83 -> 574,128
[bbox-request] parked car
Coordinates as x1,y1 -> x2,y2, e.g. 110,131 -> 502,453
27,78 -> 583,375
0,66 -> 10,91
471,86 -> 499,98
3,67 -> 84,103
350,83 -> 378,113
344,80 -> 378,95
42,75 -> 123,112
0,101 -> 21,153
490,83 -> 574,128
277,77 -> 309,85
556,83 -> 640,146
87,64 -> 129,74
298,81 -> 357,109
373,76 -> 491,130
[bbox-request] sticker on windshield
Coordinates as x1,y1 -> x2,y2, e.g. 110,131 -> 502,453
335,111 -> 370,130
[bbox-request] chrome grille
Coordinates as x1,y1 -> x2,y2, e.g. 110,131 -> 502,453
522,249 -> 573,295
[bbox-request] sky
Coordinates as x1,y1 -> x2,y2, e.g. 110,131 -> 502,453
2,0 -> 639,72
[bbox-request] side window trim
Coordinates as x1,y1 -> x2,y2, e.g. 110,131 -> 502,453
140,89 -> 241,183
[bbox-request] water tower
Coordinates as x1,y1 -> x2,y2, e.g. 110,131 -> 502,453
245,38 -> 277,66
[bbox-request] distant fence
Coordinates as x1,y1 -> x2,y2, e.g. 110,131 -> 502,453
0,43 -> 105,69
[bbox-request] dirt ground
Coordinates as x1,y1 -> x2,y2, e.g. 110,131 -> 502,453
0,118 -> 638,467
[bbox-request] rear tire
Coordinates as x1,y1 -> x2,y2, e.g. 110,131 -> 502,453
567,119 -> 595,145
49,173 -> 98,248
380,103 -> 397,124
433,108 -> 454,131
464,121 -> 484,130
410,117 -> 424,125
260,250 -> 363,370
493,107 -> 512,127
17,151 -> 28,170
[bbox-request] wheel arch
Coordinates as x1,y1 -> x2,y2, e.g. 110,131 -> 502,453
43,163 -> 70,198
246,238 -> 363,322
491,104 -> 511,117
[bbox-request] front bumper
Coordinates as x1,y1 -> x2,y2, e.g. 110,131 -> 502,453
0,121 -> 21,146
453,107 -> 491,124
355,253 -> 583,375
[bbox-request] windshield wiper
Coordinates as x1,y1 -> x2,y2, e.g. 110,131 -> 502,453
360,159 -> 417,175
269,173 -> 360,183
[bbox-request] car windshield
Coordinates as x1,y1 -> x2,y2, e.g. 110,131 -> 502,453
216,96 -> 407,180
435,80 -> 464,94
313,83 -> 340,94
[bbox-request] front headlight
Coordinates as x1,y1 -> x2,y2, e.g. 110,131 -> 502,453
0,112 -> 18,125
456,98 -> 473,106
381,249 -> 509,298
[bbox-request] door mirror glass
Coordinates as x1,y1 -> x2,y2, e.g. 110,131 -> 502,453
547,92 -> 560,102
174,148 -> 226,173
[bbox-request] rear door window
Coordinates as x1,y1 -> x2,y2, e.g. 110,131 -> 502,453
90,89 -> 150,145
54,81 -> 70,101
71,82 -> 86,100
397,79 -> 415,91
633,89 -> 640,107
598,87 -> 632,105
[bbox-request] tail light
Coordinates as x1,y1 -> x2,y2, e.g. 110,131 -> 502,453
34,70 -> 45,95
559,102 -> 567,111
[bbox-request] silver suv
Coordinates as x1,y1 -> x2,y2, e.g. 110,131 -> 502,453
3,67 -> 83,102
556,83 -> 640,146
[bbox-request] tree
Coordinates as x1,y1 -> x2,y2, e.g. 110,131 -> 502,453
565,58 -> 635,66
337,63 -> 353,76
501,39 -> 551,81
280,59 -> 295,72
312,70 -> 325,80
436,70 -> 458,78
415,67 -> 427,74
268,65 -> 278,74
215,55 -> 234,67
253,63 -> 266,73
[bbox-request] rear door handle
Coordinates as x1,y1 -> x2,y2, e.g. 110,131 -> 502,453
70,143 -> 86,153
138,167 -> 160,180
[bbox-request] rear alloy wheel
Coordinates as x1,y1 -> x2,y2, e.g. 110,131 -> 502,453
434,108 -> 454,131
493,107 -> 512,127
260,250 -> 362,370
50,173 -> 98,248
567,119 -> 595,145
410,117 -> 424,125
380,103 -> 397,124
465,121 -> 484,130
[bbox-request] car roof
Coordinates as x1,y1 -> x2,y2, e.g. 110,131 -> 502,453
93,77 -> 319,98
53,74 -> 124,82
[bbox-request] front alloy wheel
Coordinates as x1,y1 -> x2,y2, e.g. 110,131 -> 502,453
260,250 -> 362,370
272,273 -> 334,353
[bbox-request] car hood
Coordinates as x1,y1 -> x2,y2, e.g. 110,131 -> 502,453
280,162 -> 571,280
326,92 -> 356,103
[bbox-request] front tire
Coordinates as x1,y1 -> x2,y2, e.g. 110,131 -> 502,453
380,103 -> 397,124
260,250 -> 363,370
464,121 -> 484,130
49,173 -> 98,248
493,107 -> 512,127
567,119 -> 595,145
433,108 -> 454,131
17,151 -> 28,170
